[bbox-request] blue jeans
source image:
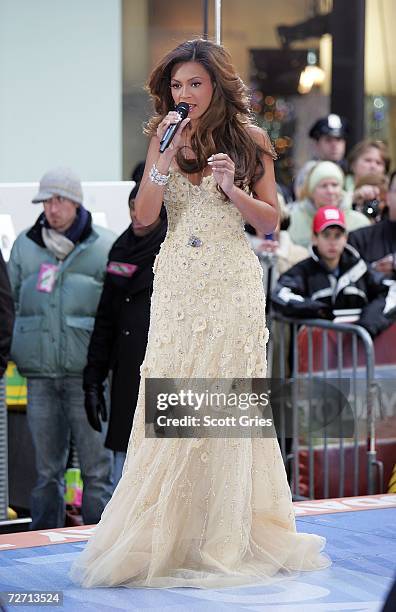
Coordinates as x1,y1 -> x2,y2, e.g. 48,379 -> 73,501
27,377 -> 113,530
112,451 -> 126,489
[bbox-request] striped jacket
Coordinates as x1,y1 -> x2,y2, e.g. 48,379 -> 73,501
271,244 -> 396,337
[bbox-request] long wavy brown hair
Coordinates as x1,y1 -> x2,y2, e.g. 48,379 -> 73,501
145,38 -> 276,189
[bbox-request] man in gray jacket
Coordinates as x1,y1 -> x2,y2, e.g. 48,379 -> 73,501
8,167 -> 115,530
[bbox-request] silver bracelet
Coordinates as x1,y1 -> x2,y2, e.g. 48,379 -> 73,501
149,163 -> 170,186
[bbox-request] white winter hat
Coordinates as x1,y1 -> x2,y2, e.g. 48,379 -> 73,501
32,167 -> 83,205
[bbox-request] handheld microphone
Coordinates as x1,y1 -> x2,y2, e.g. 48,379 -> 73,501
159,102 -> 190,153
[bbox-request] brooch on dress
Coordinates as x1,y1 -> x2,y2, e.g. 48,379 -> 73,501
187,235 -> 203,247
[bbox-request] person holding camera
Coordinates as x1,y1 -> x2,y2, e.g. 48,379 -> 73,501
348,170 -> 396,280
346,139 -> 390,196
351,173 -> 389,224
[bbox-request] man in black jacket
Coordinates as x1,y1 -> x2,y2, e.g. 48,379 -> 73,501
0,249 -> 14,378
272,206 -> 396,337
348,170 -> 396,280
83,186 -> 167,486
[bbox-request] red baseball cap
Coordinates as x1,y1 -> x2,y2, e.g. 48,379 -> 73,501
313,206 -> 346,234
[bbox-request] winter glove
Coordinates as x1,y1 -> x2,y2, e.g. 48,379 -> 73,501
317,306 -> 334,320
84,383 -> 107,432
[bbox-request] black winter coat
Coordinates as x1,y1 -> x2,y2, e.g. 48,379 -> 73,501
271,244 -> 396,337
84,216 -> 167,452
0,249 -> 15,376
348,218 -> 396,280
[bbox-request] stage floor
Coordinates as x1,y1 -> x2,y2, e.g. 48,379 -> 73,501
0,495 -> 395,611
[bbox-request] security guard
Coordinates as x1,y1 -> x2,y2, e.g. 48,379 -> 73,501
294,114 -> 349,198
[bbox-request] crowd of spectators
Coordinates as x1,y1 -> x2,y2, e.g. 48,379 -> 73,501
251,114 -> 396,332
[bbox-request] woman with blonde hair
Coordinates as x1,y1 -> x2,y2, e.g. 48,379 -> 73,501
71,38 -> 330,589
289,160 -> 369,248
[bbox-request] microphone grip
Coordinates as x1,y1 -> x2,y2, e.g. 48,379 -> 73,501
158,104 -> 189,153
159,123 -> 180,153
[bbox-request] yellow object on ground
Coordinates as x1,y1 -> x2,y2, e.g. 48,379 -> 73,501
7,507 -> 18,520
5,362 -> 27,406
388,464 -> 396,493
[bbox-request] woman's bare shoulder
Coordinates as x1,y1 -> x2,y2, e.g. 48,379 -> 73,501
247,124 -> 264,139
247,125 -> 277,159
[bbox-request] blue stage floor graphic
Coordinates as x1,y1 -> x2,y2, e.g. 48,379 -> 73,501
0,507 -> 395,611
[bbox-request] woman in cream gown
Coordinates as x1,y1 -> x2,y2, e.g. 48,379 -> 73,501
70,39 -> 330,589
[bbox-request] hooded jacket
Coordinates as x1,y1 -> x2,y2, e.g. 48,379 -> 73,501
271,243 -> 396,337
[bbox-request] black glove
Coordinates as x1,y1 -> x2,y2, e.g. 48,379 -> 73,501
84,383 -> 107,432
317,307 -> 334,320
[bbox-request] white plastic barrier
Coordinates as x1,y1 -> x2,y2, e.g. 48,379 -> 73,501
0,181 -> 135,259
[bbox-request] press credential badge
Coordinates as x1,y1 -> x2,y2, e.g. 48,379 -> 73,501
37,263 -> 59,293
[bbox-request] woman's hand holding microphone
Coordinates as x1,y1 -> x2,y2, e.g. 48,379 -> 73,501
156,111 -> 191,157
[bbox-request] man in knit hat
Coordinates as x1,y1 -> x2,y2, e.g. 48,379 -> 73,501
8,167 -> 115,530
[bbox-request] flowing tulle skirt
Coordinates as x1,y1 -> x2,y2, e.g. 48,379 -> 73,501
70,173 -> 330,588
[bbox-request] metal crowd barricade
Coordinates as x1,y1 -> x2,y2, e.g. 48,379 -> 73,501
267,314 -> 383,500
257,251 -> 279,375
0,377 -> 8,520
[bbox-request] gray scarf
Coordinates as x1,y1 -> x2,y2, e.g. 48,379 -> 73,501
42,228 -> 75,260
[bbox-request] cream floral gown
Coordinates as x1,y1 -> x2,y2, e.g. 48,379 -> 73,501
70,169 -> 330,589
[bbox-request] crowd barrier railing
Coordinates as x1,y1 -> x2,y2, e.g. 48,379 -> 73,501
267,313 -> 384,500
0,377 -> 8,520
